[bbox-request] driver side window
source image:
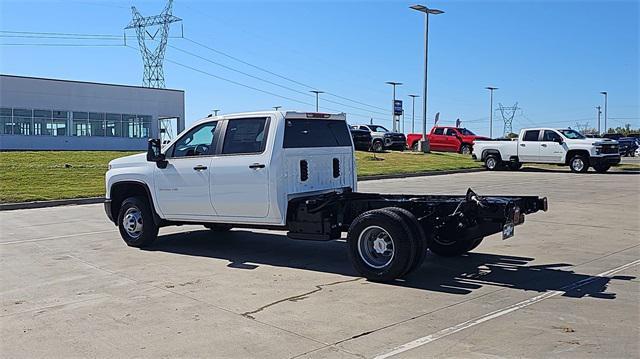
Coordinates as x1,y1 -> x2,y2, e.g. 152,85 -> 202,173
543,130 -> 562,142
171,121 -> 217,158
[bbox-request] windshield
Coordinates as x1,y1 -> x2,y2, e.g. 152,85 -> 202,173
559,129 -> 585,139
369,125 -> 389,132
458,128 -> 475,136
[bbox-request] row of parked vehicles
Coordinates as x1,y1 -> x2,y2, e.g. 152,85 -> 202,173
349,123 -> 627,173
349,124 -> 486,154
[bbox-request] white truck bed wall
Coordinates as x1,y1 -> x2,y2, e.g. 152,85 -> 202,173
283,147 -> 355,195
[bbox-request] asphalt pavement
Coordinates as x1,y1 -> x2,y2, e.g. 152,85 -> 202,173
1,169 -> 638,358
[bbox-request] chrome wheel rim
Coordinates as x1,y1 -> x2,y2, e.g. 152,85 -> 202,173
122,207 -> 143,238
357,226 -> 395,269
486,158 -> 496,169
462,146 -> 471,155
572,158 -> 584,172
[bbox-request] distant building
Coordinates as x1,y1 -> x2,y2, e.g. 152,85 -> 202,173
0,75 -> 185,150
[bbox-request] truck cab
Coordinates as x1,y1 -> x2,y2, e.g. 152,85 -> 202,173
472,128 -> 621,173
105,111 -> 547,282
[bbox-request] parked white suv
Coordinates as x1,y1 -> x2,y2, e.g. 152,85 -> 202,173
472,128 -> 620,173
104,111 -> 547,281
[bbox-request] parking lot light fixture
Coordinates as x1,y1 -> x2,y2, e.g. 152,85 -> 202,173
600,91 -> 608,133
310,91 -> 324,112
386,81 -> 403,131
410,4 -> 444,148
485,87 -> 498,138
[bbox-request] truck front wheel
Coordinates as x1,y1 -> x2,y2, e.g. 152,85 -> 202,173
347,209 -> 416,282
484,154 -> 501,171
117,196 -> 158,248
569,154 -> 589,173
372,140 -> 384,153
460,144 -> 472,155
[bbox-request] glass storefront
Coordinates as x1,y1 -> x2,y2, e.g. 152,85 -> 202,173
0,107 -> 152,138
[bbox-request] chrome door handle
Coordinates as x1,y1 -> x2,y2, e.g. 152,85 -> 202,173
249,163 -> 265,169
193,165 -> 208,171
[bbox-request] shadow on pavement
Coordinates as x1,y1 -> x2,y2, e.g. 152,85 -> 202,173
519,167 -> 639,174
146,229 -> 634,299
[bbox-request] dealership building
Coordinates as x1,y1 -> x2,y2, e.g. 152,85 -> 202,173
0,75 -> 185,150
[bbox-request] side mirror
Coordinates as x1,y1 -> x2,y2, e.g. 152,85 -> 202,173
554,137 -> 564,144
147,139 -> 168,168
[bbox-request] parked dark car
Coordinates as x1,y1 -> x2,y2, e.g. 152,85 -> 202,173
617,137 -> 638,157
349,127 -> 372,151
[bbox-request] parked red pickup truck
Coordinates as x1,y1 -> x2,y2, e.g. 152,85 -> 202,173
407,127 -> 489,155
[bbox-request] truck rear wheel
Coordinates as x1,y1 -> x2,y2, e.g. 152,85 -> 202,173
484,154 -> 501,171
385,207 -> 428,275
117,196 -> 158,248
427,233 -> 479,257
569,154 -> 589,173
460,144 -> 472,155
347,209 -> 417,282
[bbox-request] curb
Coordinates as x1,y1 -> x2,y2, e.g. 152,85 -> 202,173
358,167 -> 484,181
1,168 -> 486,211
0,197 -> 104,211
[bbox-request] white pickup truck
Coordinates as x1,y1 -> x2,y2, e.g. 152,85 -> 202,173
105,111 -> 547,281
472,128 -> 621,173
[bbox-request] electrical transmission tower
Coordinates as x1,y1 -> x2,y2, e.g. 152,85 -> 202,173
125,0 -> 182,88
497,102 -> 519,138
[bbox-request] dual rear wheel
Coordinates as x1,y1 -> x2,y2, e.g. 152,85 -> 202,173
347,207 -> 483,281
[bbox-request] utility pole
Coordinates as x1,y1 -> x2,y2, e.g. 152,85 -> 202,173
600,91 -> 608,133
125,0 -> 182,88
409,94 -> 419,133
410,4 -> 444,151
485,87 -> 498,138
273,106 -> 282,111
310,90 -> 323,112
596,106 -> 602,134
385,81 -> 402,131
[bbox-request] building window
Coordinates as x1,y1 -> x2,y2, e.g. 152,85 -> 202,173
0,108 -> 12,135
88,112 -> 105,136
12,109 -> 32,136
73,112 -> 88,136
34,110 -> 52,136
106,113 -> 122,137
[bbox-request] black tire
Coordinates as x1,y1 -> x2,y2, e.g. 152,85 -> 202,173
412,142 -> 419,152
467,237 -> 484,252
484,154 -> 501,171
385,207 -> 428,275
117,196 -> 158,248
508,162 -> 522,171
372,140 -> 384,153
427,232 -> 479,257
569,154 -> 589,173
204,224 -> 233,232
593,164 -> 611,173
347,209 -> 416,282
460,144 -> 472,155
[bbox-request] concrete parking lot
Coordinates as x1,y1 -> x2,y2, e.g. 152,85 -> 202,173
1,169 -> 639,358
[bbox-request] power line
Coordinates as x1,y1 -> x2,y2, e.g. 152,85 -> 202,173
0,43 -> 124,47
0,30 -> 120,38
0,34 -> 121,40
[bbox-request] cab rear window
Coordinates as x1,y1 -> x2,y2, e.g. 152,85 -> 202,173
283,119 -> 352,148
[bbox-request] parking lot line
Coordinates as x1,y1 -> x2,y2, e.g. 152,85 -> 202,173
373,258 -> 640,359
0,230 -> 116,245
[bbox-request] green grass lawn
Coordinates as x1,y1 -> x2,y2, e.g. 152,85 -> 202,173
0,151 -> 138,203
355,151 -> 481,176
0,150 -> 481,203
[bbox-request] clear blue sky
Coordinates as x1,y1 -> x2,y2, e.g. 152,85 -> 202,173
1,0 -> 638,136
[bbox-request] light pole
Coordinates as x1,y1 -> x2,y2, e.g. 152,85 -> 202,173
485,87 -> 498,138
409,94 -> 419,133
596,106 -> 602,134
310,90 -> 324,112
410,4 -> 444,150
273,106 -> 282,111
600,91 -> 608,133
385,81 -> 402,131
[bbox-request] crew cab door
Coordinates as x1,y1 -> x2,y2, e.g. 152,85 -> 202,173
210,117 -> 271,218
539,130 -> 566,163
154,121 -> 219,218
430,127 -> 447,151
444,128 -> 460,151
518,130 -> 542,162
